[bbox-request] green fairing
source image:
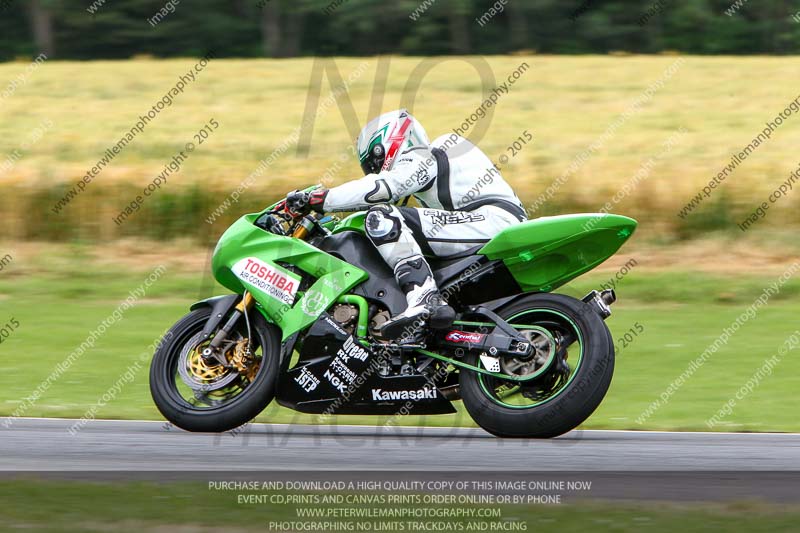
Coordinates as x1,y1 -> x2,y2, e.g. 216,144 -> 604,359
331,212 -> 366,235
211,213 -> 368,341
478,213 -> 637,292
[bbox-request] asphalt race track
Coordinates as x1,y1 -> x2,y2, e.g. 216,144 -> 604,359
2,417 -> 799,471
2,418 -> 800,501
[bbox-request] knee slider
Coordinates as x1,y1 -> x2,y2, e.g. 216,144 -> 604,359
365,204 -> 401,244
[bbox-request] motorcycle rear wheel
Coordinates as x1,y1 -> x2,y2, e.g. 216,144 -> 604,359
459,293 -> 614,438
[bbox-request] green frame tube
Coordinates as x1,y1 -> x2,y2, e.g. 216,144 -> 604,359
336,294 -> 369,338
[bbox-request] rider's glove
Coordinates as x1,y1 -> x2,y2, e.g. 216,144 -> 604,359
285,190 -> 311,217
284,189 -> 328,217
308,189 -> 328,213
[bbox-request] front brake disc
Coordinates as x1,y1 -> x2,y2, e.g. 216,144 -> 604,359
177,332 -> 239,392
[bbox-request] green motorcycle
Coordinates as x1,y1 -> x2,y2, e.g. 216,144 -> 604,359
150,192 -> 637,438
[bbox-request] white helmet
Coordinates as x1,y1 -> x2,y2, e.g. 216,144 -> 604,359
356,109 -> 430,175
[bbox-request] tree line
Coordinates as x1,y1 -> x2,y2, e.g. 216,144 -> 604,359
1,0 -> 799,60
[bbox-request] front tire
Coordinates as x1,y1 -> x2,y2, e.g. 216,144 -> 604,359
149,307 -> 281,432
460,293 -> 614,438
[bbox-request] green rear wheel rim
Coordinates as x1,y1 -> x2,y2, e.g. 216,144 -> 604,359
477,308 -> 584,409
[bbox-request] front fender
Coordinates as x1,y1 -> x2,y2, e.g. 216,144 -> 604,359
190,294 -> 241,340
190,294 -> 301,359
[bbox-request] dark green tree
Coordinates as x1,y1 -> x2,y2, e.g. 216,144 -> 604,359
1,0 -> 799,60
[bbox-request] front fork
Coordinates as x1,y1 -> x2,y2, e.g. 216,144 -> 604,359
201,292 -> 255,366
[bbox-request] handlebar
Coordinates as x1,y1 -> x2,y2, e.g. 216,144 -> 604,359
255,208 -> 329,242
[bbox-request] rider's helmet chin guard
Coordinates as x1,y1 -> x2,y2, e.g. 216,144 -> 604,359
357,109 -> 430,175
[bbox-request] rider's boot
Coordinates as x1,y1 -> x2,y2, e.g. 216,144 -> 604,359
380,255 -> 455,341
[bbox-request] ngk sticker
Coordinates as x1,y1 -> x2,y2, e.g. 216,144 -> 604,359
445,330 -> 485,344
233,257 -> 300,305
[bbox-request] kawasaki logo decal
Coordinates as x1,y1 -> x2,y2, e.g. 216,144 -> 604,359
371,387 -> 438,401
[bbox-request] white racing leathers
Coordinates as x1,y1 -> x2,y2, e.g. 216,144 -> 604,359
323,134 -> 526,265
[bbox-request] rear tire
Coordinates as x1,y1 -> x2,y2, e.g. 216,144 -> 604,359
459,293 -> 614,438
149,307 -> 280,432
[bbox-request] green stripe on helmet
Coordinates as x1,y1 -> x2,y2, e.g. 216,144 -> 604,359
359,124 -> 390,160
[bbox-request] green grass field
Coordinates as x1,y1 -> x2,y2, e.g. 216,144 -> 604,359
2,478 -> 800,532
3,241 -> 800,432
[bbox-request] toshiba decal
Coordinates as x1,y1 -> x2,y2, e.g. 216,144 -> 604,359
233,257 -> 301,305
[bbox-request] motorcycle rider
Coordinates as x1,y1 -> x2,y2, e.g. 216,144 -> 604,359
284,109 -> 526,339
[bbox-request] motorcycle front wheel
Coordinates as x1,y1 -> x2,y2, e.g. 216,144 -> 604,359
149,306 -> 281,432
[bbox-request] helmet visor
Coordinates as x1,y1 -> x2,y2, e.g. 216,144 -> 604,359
360,138 -> 385,175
